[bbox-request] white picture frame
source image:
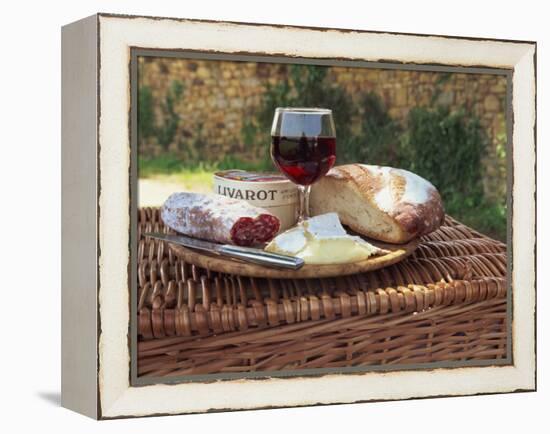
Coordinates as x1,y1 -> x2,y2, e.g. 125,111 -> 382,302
61,13 -> 536,419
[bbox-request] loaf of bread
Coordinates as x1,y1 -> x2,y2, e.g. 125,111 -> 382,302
309,164 -> 444,243
161,192 -> 280,246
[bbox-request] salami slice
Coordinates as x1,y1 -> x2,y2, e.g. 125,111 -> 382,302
161,192 -> 281,246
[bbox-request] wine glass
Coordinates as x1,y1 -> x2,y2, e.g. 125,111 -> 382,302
271,107 -> 336,223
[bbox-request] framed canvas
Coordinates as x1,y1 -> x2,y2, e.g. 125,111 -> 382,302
61,13 -> 536,419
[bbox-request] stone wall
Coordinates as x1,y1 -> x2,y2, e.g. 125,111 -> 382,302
138,57 -> 288,159
138,57 -> 507,200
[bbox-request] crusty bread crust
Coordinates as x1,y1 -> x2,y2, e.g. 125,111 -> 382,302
310,164 -> 445,243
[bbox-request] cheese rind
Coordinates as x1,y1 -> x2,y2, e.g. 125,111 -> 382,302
266,226 -> 307,255
303,212 -> 348,238
265,213 -> 382,264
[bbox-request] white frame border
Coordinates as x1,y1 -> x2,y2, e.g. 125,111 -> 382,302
97,14 -> 536,418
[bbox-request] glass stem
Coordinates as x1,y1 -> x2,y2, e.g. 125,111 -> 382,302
297,184 -> 311,223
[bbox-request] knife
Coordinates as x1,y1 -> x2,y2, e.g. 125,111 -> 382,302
144,233 -> 305,270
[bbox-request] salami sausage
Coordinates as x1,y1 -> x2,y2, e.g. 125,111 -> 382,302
161,192 -> 281,246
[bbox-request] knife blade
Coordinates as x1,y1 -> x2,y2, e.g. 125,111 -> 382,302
143,233 -> 305,270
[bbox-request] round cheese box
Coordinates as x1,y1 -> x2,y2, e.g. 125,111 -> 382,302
213,170 -> 298,232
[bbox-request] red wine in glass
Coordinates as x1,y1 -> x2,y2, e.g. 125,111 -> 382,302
270,108 -> 336,222
271,135 -> 336,185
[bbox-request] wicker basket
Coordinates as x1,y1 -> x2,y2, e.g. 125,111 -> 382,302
137,208 -> 508,378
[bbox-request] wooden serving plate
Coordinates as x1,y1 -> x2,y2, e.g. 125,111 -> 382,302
168,237 -> 420,279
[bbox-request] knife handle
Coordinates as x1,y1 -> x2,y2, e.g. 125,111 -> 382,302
218,245 -> 305,270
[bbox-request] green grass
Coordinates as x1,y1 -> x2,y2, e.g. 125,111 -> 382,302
138,154 -> 274,178
139,155 -> 212,178
138,154 -> 276,194
152,171 -> 215,193
138,156 -> 213,192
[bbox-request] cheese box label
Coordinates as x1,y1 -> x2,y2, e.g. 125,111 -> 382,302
213,170 -> 299,231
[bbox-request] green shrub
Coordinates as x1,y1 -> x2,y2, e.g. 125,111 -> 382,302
342,92 -> 402,165
138,85 -> 155,139
138,80 -> 185,150
156,80 -> 184,150
398,106 -> 506,240
399,107 -> 487,202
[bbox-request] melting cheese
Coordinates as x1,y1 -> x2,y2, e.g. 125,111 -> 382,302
265,212 -> 381,264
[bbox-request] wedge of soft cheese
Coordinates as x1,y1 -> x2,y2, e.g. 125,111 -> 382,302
265,212 -> 383,264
